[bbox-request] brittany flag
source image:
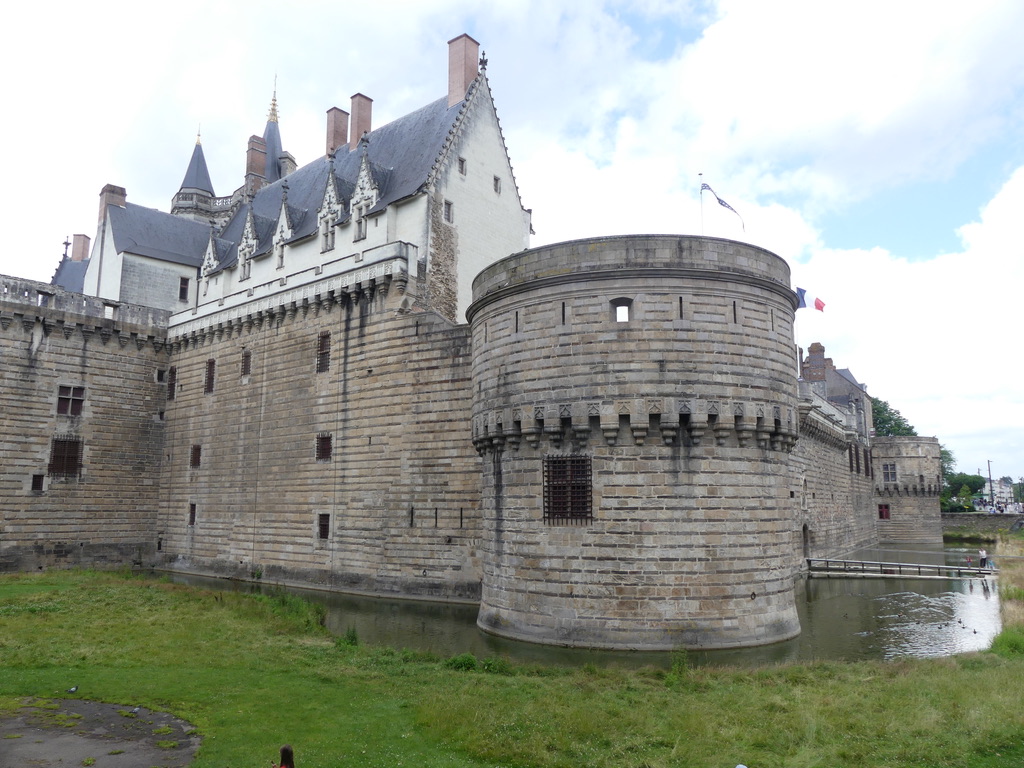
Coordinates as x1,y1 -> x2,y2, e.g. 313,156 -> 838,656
796,288 -> 825,312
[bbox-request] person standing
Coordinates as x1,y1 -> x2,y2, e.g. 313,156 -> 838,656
979,549 -> 988,569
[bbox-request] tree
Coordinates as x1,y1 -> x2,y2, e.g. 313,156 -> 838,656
940,446 -> 956,483
945,473 -> 987,496
871,398 -> 917,437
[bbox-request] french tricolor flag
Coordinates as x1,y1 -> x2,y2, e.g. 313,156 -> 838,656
796,287 -> 825,312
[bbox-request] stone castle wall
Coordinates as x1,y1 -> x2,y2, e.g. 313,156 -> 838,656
158,274 -> 483,599
0,277 -> 168,571
468,236 -> 805,650
873,436 -> 943,544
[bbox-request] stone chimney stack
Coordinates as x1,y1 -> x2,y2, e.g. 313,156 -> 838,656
71,234 -> 90,262
98,184 -> 126,224
326,107 -> 349,156
245,135 -> 268,199
349,94 -> 372,150
800,342 -> 832,382
448,33 -> 480,107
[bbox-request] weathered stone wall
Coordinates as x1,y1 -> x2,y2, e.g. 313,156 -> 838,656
790,388 -> 877,560
468,235 -> 803,650
158,275 -> 482,599
942,513 -> 1024,535
0,276 -> 168,571
872,436 -> 943,544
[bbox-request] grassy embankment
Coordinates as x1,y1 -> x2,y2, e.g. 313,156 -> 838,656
3,548 -> 1024,768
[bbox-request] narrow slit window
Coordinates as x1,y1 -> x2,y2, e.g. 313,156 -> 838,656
241,350 -> 252,377
204,359 -> 216,394
318,513 -> 331,540
316,332 -> 331,373
188,503 -> 197,526
167,367 -> 177,400
189,444 -> 202,469
443,200 -> 454,223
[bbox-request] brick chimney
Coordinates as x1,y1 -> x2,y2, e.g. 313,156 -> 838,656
349,94 -> 372,150
326,107 -> 349,156
448,33 -> 480,107
98,184 -> 127,224
800,342 -> 832,382
71,234 -> 90,262
245,135 -> 268,199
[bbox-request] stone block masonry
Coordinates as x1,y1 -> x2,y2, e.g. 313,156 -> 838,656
468,235 -> 804,649
159,274 -> 483,599
0,277 -> 168,572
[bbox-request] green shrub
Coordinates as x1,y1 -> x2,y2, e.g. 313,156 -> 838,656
481,656 -> 512,675
443,652 -> 478,671
991,626 -> 1024,657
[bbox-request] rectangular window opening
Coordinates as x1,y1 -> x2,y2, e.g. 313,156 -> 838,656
316,332 -> 331,373
458,157 -> 467,175
241,350 -> 252,377
188,503 -> 197,526
31,474 -> 45,492
204,359 -> 216,394
48,436 -> 83,478
167,367 -> 177,400
189,444 -> 202,469
443,200 -> 454,223
179,277 -> 190,302
878,504 -> 891,520
318,513 -> 331,540
543,454 -> 593,525
493,175 -> 501,193
56,385 -> 85,416
315,432 -> 333,462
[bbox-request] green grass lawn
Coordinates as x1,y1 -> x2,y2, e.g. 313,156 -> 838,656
2,567 -> 1024,768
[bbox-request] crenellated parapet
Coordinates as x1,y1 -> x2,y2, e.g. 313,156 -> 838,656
167,261 -> 405,350
472,396 -> 798,454
0,274 -> 169,352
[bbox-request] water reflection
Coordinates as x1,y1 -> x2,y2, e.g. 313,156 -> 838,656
166,543 -> 1003,668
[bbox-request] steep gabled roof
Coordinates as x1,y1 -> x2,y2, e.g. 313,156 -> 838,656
208,93 -> 466,274
51,257 -> 89,293
109,203 -> 208,267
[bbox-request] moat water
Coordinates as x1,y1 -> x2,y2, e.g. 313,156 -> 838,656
168,543 -> 1003,668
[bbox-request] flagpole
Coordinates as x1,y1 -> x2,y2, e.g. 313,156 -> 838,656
698,172 -> 704,235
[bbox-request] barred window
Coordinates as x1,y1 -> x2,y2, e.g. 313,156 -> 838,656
315,433 -> 333,462
241,350 -> 252,377
189,444 -> 202,469
316,332 -> 331,373
882,463 -> 897,484
48,436 -> 82,478
188,503 -> 196,526
167,367 -> 177,400
543,455 -> 593,525
56,385 -> 85,416
318,513 -> 331,540
204,359 -> 216,393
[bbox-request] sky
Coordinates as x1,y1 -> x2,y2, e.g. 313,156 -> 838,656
2,0 -> 1021,481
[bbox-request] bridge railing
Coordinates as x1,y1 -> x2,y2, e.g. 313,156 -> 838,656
806,558 -> 995,578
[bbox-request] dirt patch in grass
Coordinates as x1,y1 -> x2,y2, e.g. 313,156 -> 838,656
0,698 -> 200,767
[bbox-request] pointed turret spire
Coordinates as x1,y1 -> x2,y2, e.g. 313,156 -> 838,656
178,131 -> 215,195
263,82 -> 283,183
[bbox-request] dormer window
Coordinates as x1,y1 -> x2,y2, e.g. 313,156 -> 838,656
354,205 -> 368,241
322,217 -> 336,252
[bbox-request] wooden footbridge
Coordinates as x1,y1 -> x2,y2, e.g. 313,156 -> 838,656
806,558 -> 996,580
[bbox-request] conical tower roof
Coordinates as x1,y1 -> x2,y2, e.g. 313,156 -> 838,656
179,135 -> 215,195
263,91 -> 283,184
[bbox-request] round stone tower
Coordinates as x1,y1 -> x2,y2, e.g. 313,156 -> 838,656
467,235 -> 802,650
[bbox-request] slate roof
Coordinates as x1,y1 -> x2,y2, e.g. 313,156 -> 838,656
179,141 -> 215,195
51,257 -> 89,293
98,83 -> 475,278
211,93 -> 465,274
109,203 -> 209,268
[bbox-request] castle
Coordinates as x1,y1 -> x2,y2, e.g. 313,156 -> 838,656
0,36 -> 941,650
